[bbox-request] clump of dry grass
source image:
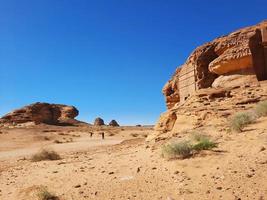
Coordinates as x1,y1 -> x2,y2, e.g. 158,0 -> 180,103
191,132 -> 209,142
254,100 -> 267,117
191,132 -> 217,151
192,138 -> 217,151
162,133 -> 217,160
162,141 -> 192,159
31,149 -> 61,162
228,100 -> 267,132
37,186 -> 58,200
229,111 -> 256,132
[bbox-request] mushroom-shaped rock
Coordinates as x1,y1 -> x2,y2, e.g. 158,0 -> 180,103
109,120 -> 119,127
94,117 -> 105,126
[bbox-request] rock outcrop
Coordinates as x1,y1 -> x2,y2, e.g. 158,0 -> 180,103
0,102 -> 79,126
162,68 -> 181,109
152,21 -> 267,141
94,117 -> 105,126
163,20 -> 267,109
109,120 -> 119,127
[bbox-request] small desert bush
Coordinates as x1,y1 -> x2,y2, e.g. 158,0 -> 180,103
254,100 -> 267,117
191,132 -> 217,150
229,111 -> 256,132
31,149 -> 61,162
192,138 -> 217,151
191,132 -> 209,142
37,187 -> 58,200
162,134 -> 217,159
162,141 -> 192,159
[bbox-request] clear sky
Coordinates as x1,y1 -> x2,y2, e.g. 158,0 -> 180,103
0,0 -> 266,125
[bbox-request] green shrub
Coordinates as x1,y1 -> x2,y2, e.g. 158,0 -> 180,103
37,187 -> 58,200
254,100 -> 267,117
192,138 -> 217,151
229,112 -> 256,132
31,149 -> 61,162
162,141 -> 192,159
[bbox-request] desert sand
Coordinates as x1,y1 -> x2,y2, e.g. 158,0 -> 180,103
0,119 -> 266,200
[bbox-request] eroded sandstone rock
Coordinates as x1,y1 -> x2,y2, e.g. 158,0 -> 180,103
154,111 -> 177,132
163,21 -> 267,108
94,117 -> 105,126
153,21 -> 267,141
0,102 -> 79,125
109,120 -> 119,127
162,68 -> 181,109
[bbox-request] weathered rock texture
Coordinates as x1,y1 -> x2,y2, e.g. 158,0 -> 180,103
94,117 -> 105,126
151,21 -> 267,141
162,68 -> 181,109
148,80 -> 267,142
109,120 -> 120,127
164,21 -> 267,108
0,102 -> 79,125
249,27 -> 267,81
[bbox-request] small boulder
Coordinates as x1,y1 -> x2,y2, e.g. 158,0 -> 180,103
94,117 -> 105,126
109,120 -> 119,127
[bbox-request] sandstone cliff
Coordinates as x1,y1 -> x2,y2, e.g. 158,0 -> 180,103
163,21 -> 267,109
152,21 -> 267,141
0,102 -> 79,126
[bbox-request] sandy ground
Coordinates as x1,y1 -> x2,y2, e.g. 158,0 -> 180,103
0,120 -> 267,200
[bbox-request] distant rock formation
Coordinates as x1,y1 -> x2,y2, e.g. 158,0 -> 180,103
94,117 -> 105,126
0,102 -> 79,126
109,120 -> 119,127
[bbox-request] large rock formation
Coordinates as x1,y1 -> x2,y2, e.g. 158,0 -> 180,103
152,21 -> 267,141
94,117 -> 105,126
163,20 -> 267,109
109,120 -> 120,127
0,102 -> 79,126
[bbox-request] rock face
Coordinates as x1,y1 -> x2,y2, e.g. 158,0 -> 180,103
109,120 -> 119,127
94,117 -> 105,126
152,21 -> 267,141
162,68 -> 181,109
149,80 -> 267,142
0,102 -> 79,125
164,21 -> 267,108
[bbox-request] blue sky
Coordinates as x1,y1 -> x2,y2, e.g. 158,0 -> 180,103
0,0 -> 266,125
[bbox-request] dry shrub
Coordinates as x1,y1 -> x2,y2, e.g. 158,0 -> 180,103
254,100 -> 267,117
191,132 -> 217,151
162,133 -> 217,160
31,149 -> 61,162
162,141 -> 192,159
228,100 -> 267,132
192,138 -> 217,151
191,132 -> 209,142
229,111 -> 256,132
37,186 -> 58,200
